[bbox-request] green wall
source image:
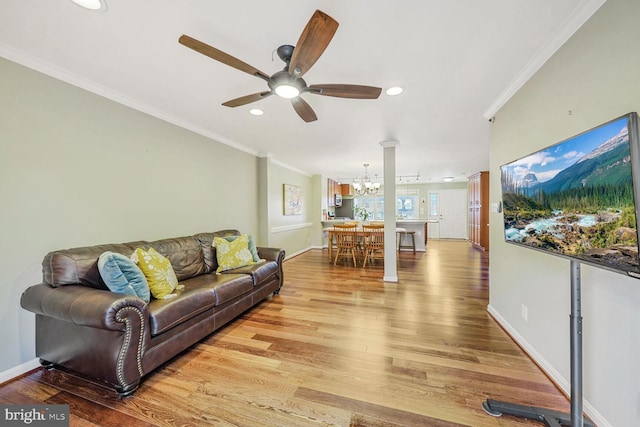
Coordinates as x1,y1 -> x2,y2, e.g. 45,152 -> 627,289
265,160 -> 316,256
0,57 -> 314,375
489,0 -> 640,425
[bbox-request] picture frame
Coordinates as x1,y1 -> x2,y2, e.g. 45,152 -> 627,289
283,184 -> 303,215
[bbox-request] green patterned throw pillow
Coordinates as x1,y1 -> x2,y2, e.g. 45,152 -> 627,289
221,234 -> 261,262
213,234 -> 256,273
132,247 -> 179,299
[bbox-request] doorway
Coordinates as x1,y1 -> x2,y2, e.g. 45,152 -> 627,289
428,189 -> 468,239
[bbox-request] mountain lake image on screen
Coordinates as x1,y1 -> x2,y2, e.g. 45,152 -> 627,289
500,112 -> 640,278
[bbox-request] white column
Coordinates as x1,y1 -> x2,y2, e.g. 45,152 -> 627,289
257,152 -> 272,247
380,140 -> 399,282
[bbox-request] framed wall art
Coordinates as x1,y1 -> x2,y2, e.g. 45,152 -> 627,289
283,184 -> 303,215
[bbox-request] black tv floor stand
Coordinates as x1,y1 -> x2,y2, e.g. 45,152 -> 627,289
482,399 -> 594,427
483,261 -> 595,427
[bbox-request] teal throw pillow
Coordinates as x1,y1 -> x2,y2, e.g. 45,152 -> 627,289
98,251 -> 151,303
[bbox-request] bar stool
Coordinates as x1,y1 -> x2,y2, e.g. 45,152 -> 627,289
397,229 -> 416,253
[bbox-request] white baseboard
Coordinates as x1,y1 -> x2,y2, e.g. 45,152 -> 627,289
284,246 -> 314,260
0,358 -> 40,385
487,305 -> 611,427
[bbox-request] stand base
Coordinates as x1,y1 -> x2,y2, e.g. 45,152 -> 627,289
482,399 -> 594,427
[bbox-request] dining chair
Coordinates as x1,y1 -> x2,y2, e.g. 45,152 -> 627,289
333,223 -> 359,267
362,224 -> 384,267
334,222 -> 358,229
335,222 -> 361,253
324,227 -> 338,261
327,223 -> 357,261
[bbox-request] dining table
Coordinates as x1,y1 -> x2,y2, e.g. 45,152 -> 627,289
324,225 -> 401,263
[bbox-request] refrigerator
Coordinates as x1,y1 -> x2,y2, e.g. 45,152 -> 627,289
335,198 -> 355,219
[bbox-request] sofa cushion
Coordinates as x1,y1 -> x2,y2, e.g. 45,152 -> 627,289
146,236 -> 205,281
97,251 -> 150,303
42,241 -> 148,289
147,272 -> 254,336
213,235 -> 255,272
134,247 -> 179,300
222,260 -> 279,286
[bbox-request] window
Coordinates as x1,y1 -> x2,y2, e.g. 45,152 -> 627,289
355,189 -> 420,220
397,190 -> 419,219
430,192 -> 439,216
427,191 -> 442,222
355,195 -> 384,220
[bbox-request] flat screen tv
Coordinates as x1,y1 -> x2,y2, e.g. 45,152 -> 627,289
500,112 -> 640,278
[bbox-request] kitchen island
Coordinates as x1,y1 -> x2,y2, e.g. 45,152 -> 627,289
322,219 -> 435,252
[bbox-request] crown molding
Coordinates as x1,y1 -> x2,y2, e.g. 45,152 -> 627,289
270,158 -> 313,177
0,44 -> 264,156
483,0 -> 607,120
1,44 -> 315,176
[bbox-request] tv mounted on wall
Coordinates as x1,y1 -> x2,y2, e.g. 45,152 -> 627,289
500,112 -> 640,279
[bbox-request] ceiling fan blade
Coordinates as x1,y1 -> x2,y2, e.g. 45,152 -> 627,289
222,91 -> 272,107
291,97 -> 318,122
179,35 -> 270,80
308,84 -> 382,99
288,10 -> 339,77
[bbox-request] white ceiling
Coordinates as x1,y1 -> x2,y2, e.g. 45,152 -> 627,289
0,0 -> 604,183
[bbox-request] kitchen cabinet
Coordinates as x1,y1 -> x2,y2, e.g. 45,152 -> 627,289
468,171 -> 489,250
327,178 -> 340,207
340,183 -> 353,197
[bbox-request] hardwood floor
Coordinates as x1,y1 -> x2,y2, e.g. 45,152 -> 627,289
1,240 -> 571,426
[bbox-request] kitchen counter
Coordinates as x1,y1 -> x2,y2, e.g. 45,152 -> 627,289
322,219 -> 433,251
323,219 -> 437,223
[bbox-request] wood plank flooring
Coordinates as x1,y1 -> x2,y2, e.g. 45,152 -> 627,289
0,240 -> 572,426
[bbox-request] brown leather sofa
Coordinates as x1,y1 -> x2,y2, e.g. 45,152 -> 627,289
20,229 -> 285,396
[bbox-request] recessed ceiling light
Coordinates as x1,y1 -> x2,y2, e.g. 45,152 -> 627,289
443,177 -> 454,182
385,86 -> 404,96
249,109 -> 264,116
71,0 -> 107,11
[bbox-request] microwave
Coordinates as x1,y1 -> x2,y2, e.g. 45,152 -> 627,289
335,194 -> 342,207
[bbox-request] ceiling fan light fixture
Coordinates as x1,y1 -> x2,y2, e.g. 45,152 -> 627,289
249,108 -> 264,116
270,70 -> 304,99
275,84 -> 300,99
385,86 -> 404,96
180,10 -> 380,122
70,0 -> 107,11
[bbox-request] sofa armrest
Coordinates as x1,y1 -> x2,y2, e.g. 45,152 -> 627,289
21,283 -> 149,394
256,247 -> 285,292
257,247 -> 285,264
21,283 -> 148,331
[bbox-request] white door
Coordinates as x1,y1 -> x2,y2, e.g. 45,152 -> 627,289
429,189 -> 468,239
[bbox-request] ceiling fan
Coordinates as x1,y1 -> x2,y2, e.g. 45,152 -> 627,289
179,10 -> 382,122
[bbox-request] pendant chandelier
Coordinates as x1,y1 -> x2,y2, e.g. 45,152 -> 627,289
352,163 -> 381,196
